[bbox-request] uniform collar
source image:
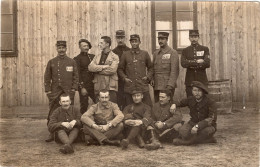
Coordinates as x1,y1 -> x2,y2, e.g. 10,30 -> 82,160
57,54 -> 67,59
159,45 -> 171,54
80,52 -> 89,56
98,101 -> 112,109
131,48 -> 140,54
190,95 -> 208,108
191,43 -> 200,48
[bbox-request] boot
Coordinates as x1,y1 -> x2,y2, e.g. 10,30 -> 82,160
136,135 -> 145,148
145,130 -> 161,150
172,136 -> 197,146
120,139 -> 129,149
59,144 -> 74,154
45,133 -> 54,142
103,139 -> 121,147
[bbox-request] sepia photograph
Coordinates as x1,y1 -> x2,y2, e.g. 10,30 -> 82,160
0,0 -> 259,166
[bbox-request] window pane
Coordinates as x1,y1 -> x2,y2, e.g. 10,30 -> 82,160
176,1 -> 193,11
177,30 -> 190,48
1,0 -> 13,14
155,30 -> 172,49
177,20 -> 193,30
1,15 -> 13,32
176,12 -> 193,22
1,34 -> 13,51
155,1 -> 172,31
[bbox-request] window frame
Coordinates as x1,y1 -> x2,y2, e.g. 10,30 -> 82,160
1,0 -> 18,57
151,1 -> 197,54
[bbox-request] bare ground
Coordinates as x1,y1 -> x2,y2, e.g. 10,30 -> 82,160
0,108 -> 259,167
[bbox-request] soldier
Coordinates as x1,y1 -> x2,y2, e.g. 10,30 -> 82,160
48,93 -> 82,154
151,32 -> 179,102
81,89 -> 124,146
181,30 -> 210,97
88,36 -> 119,103
112,30 -> 130,110
74,39 -> 96,114
44,40 -> 79,142
172,81 -> 217,145
118,34 -> 153,107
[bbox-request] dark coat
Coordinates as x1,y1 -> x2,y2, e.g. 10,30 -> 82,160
175,95 -> 217,130
181,44 -> 210,86
44,55 -> 79,92
118,48 -> 153,94
48,106 -> 82,133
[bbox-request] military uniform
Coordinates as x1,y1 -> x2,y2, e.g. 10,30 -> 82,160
112,30 -> 130,110
44,41 -> 79,122
118,34 -> 153,107
74,48 -> 95,114
153,32 -> 179,102
181,30 -> 210,97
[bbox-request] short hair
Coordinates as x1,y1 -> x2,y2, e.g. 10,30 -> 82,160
60,93 -> 70,100
159,89 -> 172,98
101,36 -> 112,46
78,39 -> 92,49
99,89 -> 109,95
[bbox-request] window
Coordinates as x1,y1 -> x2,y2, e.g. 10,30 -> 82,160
1,0 -> 17,57
151,1 -> 197,52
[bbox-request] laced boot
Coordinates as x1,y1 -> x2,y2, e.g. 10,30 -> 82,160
145,130 -> 161,150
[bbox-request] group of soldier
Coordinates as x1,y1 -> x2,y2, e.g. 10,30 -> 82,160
44,29 -> 217,154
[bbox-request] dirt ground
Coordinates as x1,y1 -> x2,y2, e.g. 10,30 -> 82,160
0,107 -> 259,167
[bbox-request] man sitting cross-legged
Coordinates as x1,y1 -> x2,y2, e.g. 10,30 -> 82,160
145,89 -> 183,150
48,93 -> 82,154
120,89 -> 153,149
81,89 -> 124,146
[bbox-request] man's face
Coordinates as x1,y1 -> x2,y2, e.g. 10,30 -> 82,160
159,92 -> 170,105
192,87 -> 204,101
99,92 -> 110,106
59,96 -> 71,110
98,39 -> 108,51
116,36 -> 126,46
158,37 -> 168,48
132,93 -> 143,104
189,35 -> 199,45
130,39 -> 140,49
79,42 -> 90,53
56,46 -> 67,56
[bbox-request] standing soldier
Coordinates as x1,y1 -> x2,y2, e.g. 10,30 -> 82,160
181,30 -> 210,97
152,32 -> 179,102
112,30 -> 130,110
118,34 -> 153,107
74,39 -> 96,114
88,36 -> 119,103
44,40 -> 79,142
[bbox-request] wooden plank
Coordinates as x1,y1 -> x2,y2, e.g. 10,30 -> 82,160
222,2 -> 228,80
213,2 -> 220,80
256,3 -> 260,102
204,2 -> 211,81
217,2 -> 224,80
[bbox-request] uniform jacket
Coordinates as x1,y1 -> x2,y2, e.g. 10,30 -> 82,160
123,102 -> 153,127
118,48 -> 153,94
44,55 -> 79,92
88,51 -> 119,94
48,106 -> 82,133
153,45 -> 179,90
81,101 -> 124,127
175,95 -> 217,129
181,44 -> 210,86
112,45 -> 130,60
152,102 -> 182,128
73,52 -> 95,90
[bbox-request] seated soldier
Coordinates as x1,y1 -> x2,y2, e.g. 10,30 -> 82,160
172,81 -> 217,145
48,93 -> 82,154
145,89 -> 183,150
81,89 -> 124,146
120,90 -> 153,149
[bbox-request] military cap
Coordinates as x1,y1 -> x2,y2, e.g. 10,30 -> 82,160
116,30 -> 126,37
191,81 -> 208,94
189,30 -> 199,36
56,41 -> 67,47
158,32 -> 169,38
78,39 -> 92,49
129,34 -> 140,41
131,89 -> 143,95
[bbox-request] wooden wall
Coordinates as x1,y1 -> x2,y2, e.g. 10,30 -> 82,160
197,1 -> 260,102
0,1 -> 259,107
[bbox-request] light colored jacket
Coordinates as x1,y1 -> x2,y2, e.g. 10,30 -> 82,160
88,51 -> 119,94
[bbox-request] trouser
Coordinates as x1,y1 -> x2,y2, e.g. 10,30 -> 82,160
55,128 -> 79,144
79,87 -> 96,114
46,90 -> 75,124
95,90 -> 117,104
125,91 -> 152,107
179,122 -> 216,141
117,79 -> 126,110
154,88 -> 175,103
82,123 -> 123,144
124,126 -> 143,142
